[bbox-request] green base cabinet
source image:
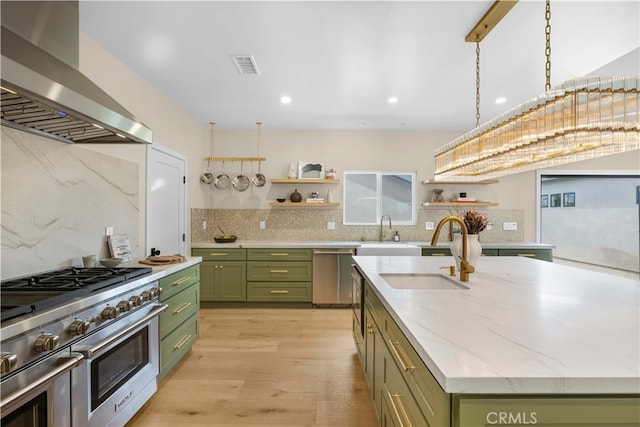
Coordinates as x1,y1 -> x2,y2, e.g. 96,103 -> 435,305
158,263 -> 200,380
193,248 -> 246,302
422,246 -> 552,261
246,248 -> 312,303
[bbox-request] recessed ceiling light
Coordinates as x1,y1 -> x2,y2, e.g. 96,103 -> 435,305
495,97 -> 507,104
281,96 -> 291,104
388,97 -> 399,104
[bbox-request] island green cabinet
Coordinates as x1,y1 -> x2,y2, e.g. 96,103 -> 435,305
422,246 -> 552,261
192,248 -> 246,302
158,263 -> 200,380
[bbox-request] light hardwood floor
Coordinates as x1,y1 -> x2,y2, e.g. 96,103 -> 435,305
127,308 -> 378,427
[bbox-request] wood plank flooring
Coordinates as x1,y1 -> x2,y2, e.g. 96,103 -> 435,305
127,308 -> 378,427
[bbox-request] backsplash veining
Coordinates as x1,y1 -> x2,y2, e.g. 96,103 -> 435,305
192,208 -> 524,243
1,127 -> 140,279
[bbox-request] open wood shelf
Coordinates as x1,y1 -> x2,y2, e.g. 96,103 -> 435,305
422,179 -> 498,185
422,202 -> 498,207
205,156 -> 266,162
270,202 -> 340,207
270,178 -> 340,184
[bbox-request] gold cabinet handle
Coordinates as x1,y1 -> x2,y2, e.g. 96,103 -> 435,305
172,276 -> 192,286
270,290 -> 289,294
174,334 -> 192,350
209,252 -> 228,256
388,340 -> 416,372
270,269 -> 288,273
270,253 -> 289,257
388,392 -> 412,427
430,253 -> 447,256
173,302 -> 192,314
516,253 -> 536,257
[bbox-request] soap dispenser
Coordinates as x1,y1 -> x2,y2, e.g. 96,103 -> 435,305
393,231 -> 400,242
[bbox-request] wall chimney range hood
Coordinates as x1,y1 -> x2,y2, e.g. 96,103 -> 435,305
0,1 -> 152,144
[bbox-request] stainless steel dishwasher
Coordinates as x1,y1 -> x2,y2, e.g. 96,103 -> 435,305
312,248 -> 355,306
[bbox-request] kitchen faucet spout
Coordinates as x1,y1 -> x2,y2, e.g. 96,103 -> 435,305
430,216 -> 474,282
379,214 -> 392,241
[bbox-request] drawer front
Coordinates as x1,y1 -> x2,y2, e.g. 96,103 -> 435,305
246,282 -> 311,302
383,312 -> 450,426
159,264 -> 200,301
246,261 -> 312,282
160,313 -> 198,379
364,283 -> 384,329
191,248 -> 246,261
498,248 -> 553,262
422,248 -> 452,257
481,248 -> 499,256
246,248 -> 312,261
160,283 -> 199,338
381,367 -> 428,427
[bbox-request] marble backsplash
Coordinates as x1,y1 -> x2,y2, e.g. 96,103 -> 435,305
1,127 -> 140,279
192,208 -> 524,244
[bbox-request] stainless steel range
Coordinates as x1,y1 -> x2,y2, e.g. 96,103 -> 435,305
0,266 -> 167,427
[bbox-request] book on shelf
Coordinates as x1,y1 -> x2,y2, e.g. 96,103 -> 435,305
305,198 -> 325,203
107,233 -> 133,262
451,197 -> 477,202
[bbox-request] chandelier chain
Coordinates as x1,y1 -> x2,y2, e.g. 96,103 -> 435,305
475,38 -> 481,127
545,0 -> 552,91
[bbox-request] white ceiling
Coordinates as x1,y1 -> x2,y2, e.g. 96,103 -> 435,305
79,1 -> 639,131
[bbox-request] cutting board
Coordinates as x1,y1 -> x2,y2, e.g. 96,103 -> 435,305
139,254 -> 186,266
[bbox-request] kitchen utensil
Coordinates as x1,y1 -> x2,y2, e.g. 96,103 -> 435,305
201,122 -> 215,185
214,235 -> 237,243
200,172 -> 214,184
82,255 -> 96,267
251,122 -> 266,187
99,257 -> 123,268
233,161 -> 250,191
214,161 -> 231,189
276,198 -> 286,203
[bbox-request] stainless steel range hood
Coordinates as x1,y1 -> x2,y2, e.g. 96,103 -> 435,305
0,2 -> 152,144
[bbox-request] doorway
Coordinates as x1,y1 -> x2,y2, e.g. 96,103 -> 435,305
537,171 -> 640,276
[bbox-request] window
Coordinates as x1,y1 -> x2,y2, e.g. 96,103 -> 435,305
343,171 -> 416,225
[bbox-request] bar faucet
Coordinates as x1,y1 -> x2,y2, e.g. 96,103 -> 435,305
430,216 -> 475,282
379,214 -> 392,241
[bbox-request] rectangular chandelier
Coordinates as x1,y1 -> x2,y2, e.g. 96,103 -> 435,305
433,76 -> 639,181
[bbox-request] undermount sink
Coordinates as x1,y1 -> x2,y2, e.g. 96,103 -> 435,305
356,243 -> 422,256
379,273 -> 470,290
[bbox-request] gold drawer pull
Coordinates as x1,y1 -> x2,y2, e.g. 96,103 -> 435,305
209,252 -> 228,256
270,290 -> 289,294
388,340 -> 416,372
431,253 -> 447,256
270,269 -> 288,273
172,276 -> 192,286
174,334 -> 192,350
269,253 -> 289,257
516,253 -> 536,257
389,392 -> 412,427
173,302 -> 192,314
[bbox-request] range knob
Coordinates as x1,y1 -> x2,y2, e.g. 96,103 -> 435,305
68,320 -> 91,336
117,300 -> 133,312
140,290 -> 152,301
149,287 -> 161,298
100,306 -> 121,320
129,295 -> 143,307
0,353 -> 18,374
34,333 -> 59,352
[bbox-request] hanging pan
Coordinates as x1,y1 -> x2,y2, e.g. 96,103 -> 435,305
251,121 -> 266,187
214,161 -> 231,190
200,122 -> 215,184
232,161 -> 250,191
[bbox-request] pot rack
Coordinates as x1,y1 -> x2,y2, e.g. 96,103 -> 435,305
204,121 -> 266,163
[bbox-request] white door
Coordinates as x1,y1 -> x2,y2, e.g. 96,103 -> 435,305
146,144 -> 187,257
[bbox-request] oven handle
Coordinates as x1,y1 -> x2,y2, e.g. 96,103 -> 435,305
75,304 -> 168,359
0,353 -> 84,412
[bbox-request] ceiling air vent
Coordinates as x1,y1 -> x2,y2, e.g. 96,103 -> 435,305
231,55 -> 260,75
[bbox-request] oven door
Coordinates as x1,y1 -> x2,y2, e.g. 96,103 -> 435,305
0,350 -> 83,427
71,304 -> 167,427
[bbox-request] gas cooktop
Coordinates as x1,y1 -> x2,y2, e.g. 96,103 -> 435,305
0,266 -> 152,322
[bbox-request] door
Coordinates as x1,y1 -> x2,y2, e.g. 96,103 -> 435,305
146,144 -> 186,257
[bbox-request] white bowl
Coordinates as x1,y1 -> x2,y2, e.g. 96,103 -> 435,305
100,257 -> 123,268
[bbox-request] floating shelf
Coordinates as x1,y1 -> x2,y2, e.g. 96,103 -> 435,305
422,179 -> 498,185
422,202 -> 498,207
270,202 -> 340,207
270,178 -> 340,184
205,156 -> 266,162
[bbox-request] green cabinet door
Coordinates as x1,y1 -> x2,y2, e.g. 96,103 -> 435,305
200,261 -> 246,302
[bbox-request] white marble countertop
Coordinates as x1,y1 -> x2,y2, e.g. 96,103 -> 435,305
191,240 -> 554,250
353,255 -> 640,394
122,256 -> 202,281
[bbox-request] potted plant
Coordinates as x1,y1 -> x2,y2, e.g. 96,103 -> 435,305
451,209 -> 490,271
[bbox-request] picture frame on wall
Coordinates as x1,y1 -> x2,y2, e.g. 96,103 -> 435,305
298,161 -> 325,179
563,192 -> 575,207
550,193 -> 562,207
541,194 -> 549,208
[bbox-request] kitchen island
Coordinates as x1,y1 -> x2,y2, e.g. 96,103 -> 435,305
352,255 -> 640,425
